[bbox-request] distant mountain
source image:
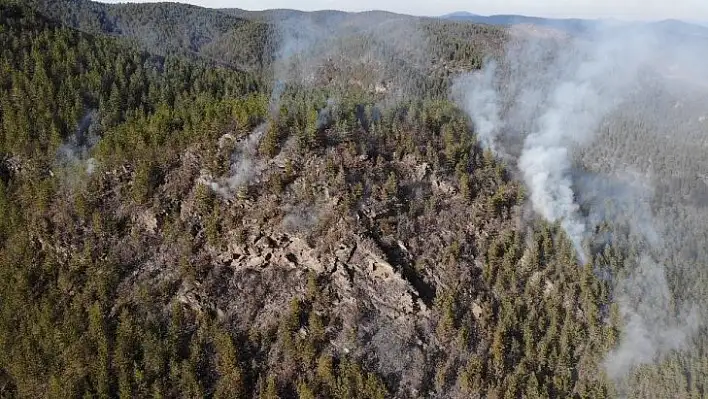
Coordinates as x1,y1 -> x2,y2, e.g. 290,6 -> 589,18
441,12 -> 598,34
650,19 -> 708,39
221,7 -> 413,28
442,11 -> 708,39
441,11 -> 479,19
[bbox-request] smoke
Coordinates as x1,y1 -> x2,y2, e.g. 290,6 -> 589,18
582,170 -> 703,381
453,22 -> 707,380
268,11 -> 433,107
86,158 -> 97,175
580,172 -> 700,380
316,98 -> 336,129
269,13 -> 343,114
281,203 -> 321,234
270,80 -> 286,116
454,62 -> 501,153
56,109 -> 100,179
605,256 -> 700,380
457,28 -> 654,262
573,169 -> 660,247
204,126 -> 265,198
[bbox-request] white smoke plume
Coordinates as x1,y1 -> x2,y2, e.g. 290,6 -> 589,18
605,256 -> 701,380
204,126 -> 265,198
56,109 -> 100,179
580,172 -> 701,380
453,23 -> 706,380
454,62 -> 501,153
456,28 -> 652,262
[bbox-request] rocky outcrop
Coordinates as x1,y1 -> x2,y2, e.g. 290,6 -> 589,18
211,229 -> 429,323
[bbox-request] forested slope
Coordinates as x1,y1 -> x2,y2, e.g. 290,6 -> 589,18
26,0 -> 275,70
27,0 -> 506,88
0,1 -> 705,398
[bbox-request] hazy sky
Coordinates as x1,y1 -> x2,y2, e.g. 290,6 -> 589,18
100,0 -> 708,21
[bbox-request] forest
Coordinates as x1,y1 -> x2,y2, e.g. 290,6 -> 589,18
0,0 -> 706,398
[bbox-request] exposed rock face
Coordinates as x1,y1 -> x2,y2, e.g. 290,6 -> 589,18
178,226 -> 434,393
213,229 -> 428,323
85,115 -> 524,398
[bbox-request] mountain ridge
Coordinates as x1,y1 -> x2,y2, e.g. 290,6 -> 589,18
441,11 -> 708,37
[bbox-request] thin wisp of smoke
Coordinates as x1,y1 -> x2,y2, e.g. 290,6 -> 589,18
56,109 -> 100,183
605,256 -> 701,379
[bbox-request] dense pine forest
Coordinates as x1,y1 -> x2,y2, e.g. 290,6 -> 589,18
0,1 -> 706,398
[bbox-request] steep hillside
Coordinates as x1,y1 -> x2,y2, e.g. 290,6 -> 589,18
27,0 -> 507,93
1,1 -> 707,398
27,0 -> 272,70
0,2 -> 637,398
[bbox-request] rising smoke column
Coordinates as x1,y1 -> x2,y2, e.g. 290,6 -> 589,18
456,61 -> 502,153
516,37 -> 631,263
456,27 -> 650,263
453,24 -> 704,380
